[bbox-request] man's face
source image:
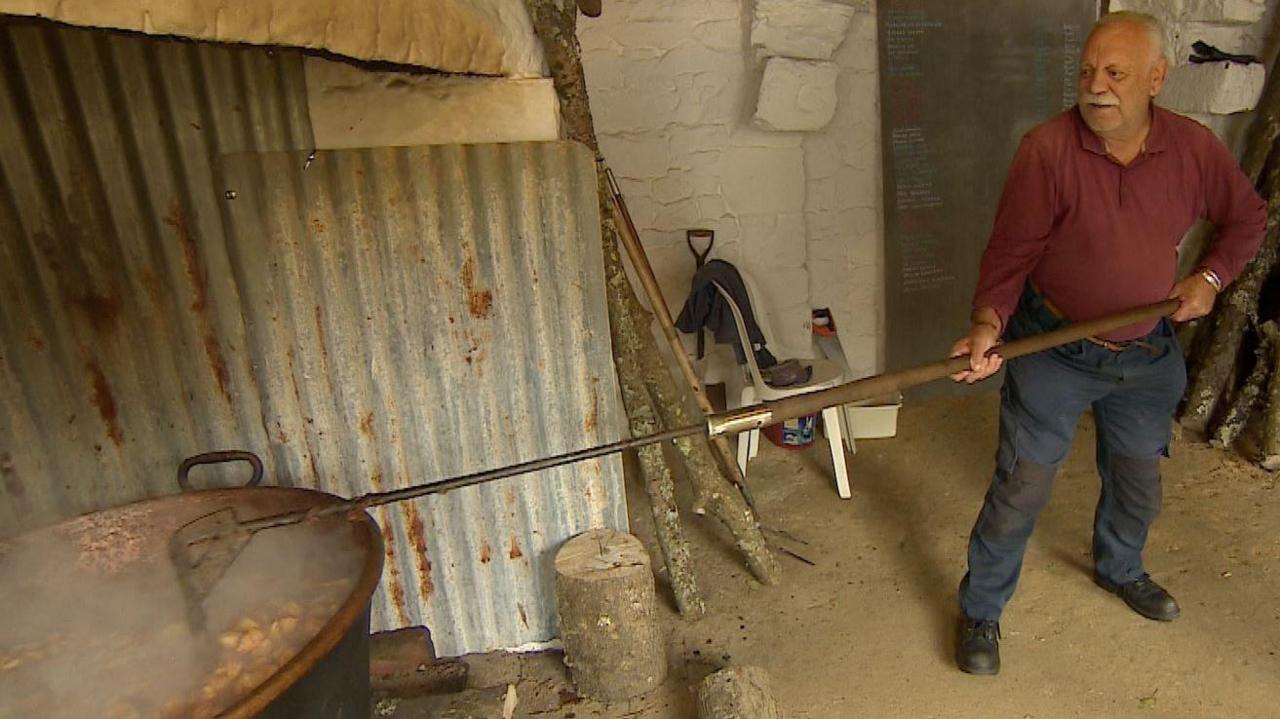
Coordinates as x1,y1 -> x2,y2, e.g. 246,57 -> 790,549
1077,22 -> 1167,140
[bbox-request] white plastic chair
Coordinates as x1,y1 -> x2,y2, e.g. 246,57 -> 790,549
710,281 -> 852,499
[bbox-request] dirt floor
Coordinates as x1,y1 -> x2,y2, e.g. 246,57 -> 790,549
381,390 -> 1280,718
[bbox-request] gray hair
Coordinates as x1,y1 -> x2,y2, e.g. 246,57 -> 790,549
1094,11 -> 1168,65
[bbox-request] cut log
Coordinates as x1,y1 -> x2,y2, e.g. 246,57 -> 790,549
554,528 -> 667,701
1183,149 -> 1280,432
697,666 -> 781,719
1240,52 -> 1280,186
523,0 -> 779,593
609,176 -> 760,509
1181,50 -> 1280,357
1211,321 -> 1274,448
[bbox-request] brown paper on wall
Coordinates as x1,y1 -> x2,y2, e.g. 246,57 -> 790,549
0,0 -> 546,77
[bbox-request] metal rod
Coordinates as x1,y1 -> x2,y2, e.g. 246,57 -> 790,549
232,424 -> 706,535
200,298 -> 1179,541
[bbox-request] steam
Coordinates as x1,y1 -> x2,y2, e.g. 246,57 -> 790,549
0,509 -> 363,718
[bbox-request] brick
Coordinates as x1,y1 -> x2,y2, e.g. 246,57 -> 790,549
370,627 -> 436,679
371,659 -> 469,698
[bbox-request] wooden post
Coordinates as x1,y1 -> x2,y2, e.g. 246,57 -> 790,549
523,0 -> 780,594
1261,322 -> 1280,469
697,666 -> 780,719
608,171 -> 758,509
554,528 -> 667,701
1183,151 -> 1280,432
1211,320 -> 1276,448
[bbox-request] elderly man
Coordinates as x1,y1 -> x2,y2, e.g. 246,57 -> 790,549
949,11 -> 1266,675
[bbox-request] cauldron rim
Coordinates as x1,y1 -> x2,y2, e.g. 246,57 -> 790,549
8,486 -> 384,718
210,487 -> 384,718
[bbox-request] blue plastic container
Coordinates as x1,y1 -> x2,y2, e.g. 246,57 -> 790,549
762,414 -> 816,449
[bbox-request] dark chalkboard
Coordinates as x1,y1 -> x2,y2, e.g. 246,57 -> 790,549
878,1 -> 1096,396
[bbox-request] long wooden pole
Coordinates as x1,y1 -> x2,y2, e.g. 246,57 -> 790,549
605,167 -> 759,508
714,299 -> 1180,435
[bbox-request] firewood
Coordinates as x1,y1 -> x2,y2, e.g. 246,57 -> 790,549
522,0 -> 779,607
1211,321 -> 1275,448
554,529 -> 666,701
696,666 -> 780,719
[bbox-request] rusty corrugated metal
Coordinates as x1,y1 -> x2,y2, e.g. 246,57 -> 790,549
0,18 -> 312,529
218,142 -> 627,655
0,18 -> 628,657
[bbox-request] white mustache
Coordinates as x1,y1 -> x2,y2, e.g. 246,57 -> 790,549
1083,94 -> 1119,107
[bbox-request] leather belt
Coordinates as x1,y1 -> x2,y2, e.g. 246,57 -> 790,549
1083,335 -> 1158,354
1033,283 -> 1159,355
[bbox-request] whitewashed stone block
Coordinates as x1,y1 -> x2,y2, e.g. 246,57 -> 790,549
753,58 -> 840,132
1112,0 -> 1264,26
1182,0 -> 1266,24
751,0 -> 857,61
1159,61 -> 1265,114
1171,22 -> 1252,65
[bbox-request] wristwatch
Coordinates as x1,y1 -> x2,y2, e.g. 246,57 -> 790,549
1198,267 -> 1223,293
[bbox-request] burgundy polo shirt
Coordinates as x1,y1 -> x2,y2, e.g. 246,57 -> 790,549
972,105 -> 1266,341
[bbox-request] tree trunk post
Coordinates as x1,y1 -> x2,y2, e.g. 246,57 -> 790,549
554,528 -> 668,701
523,0 -> 780,588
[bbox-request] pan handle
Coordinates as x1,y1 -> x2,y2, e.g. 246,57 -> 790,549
178,451 -> 264,491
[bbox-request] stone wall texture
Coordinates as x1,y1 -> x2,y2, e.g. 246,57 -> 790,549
578,0 -> 1278,380
580,0 -> 878,374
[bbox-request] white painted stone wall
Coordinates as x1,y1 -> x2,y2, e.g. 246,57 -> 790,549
580,0 -> 881,376
803,10 -> 881,378
577,0 -> 1279,381
580,0 -> 820,363
754,58 -> 841,132
1111,0 -> 1280,274
1112,0 -> 1280,150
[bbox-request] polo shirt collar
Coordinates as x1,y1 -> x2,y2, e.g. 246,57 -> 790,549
1073,103 -> 1168,157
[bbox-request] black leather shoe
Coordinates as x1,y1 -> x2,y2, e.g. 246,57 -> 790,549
956,617 -> 1000,675
1095,574 -> 1180,621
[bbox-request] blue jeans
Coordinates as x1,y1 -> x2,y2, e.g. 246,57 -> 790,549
958,287 -> 1187,622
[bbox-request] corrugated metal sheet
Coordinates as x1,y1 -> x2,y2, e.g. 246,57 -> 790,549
0,18 -> 313,527
0,18 -> 628,657
218,143 -> 627,655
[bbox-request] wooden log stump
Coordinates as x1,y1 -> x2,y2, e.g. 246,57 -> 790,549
554,528 -> 666,701
697,666 -> 780,719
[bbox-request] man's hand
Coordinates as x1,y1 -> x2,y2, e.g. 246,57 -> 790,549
949,308 -> 1004,384
1167,272 -> 1218,322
